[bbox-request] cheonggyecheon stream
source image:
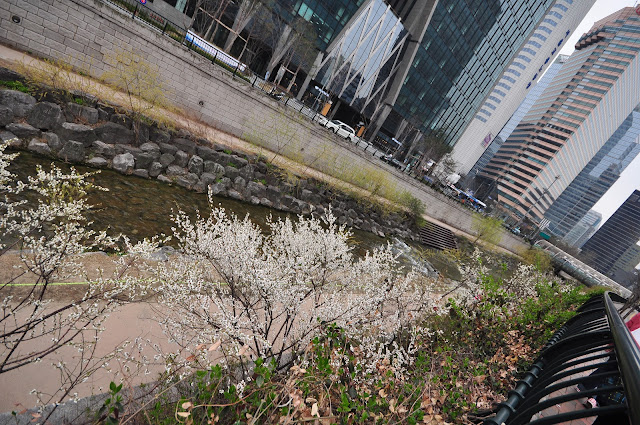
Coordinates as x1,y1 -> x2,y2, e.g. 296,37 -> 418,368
6,151 -> 438,275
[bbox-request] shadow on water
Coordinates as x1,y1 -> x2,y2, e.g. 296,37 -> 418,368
7,152 -> 436,269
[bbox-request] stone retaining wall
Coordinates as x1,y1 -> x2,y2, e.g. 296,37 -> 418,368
0,86 -> 418,240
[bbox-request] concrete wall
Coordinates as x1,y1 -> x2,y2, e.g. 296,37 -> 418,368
0,0 -> 527,254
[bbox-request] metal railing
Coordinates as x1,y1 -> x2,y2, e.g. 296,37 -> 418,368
101,0 -> 249,79
482,292 -> 640,425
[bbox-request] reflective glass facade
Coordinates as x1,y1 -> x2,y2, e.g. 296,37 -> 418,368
479,8 -> 640,222
564,210 -> 601,248
544,107 -> 640,239
468,57 -> 566,181
315,0 -> 407,113
581,190 -> 640,281
285,1 -> 367,50
384,0 -> 555,142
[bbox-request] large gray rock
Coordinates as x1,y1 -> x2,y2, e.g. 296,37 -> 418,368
247,181 -> 266,199
57,122 -> 96,146
65,102 -> 99,124
42,132 -> 63,152
232,156 -> 249,168
266,185 -> 282,204
159,153 -> 174,167
159,143 -> 178,155
216,152 -> 232,165
112,153 -> 135,174
58,140 -> 85,163
27,102 -> 65,130
219,177 -> 232,189
254,161 -> 268,174
227,189 -> 244,201
259,198 -> 273,208
140,142 -> 161,155
204,161 -> 225,177
209,182 -> 227,196
171,138 -> 196,155
157,174 -> 172,184
87,156 -> 108,168
27,138 -> 52,156
200,172 -> 217,187
94,122 -> 134,145
6,122 -> 40,139
282,195 -> 296,211
0,131 -> 20,147
224,165 -> 239,181
133,169 -> 149,179
239,165 -> 254,181
176,173 -> 199,189
110,113 -> 133,129
97,107 -> 110,122
196,146 -> 216,161
174,150 -> 189,168
149,127 -> 170,144
0,105 -> 13,126
187,155 -> 204,175
233,176 -> 247,192
149,162 -> 163,178
115,145 -> 141,156
166,164 -> 186,177
134,152 -> 155,170
0,89 -> 36,117
91,141 -> 116,158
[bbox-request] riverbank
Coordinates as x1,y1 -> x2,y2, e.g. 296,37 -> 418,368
0,43 -> 528,255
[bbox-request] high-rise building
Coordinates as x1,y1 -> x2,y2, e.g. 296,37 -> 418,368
451,0 -> 594,173
581,190 -> 640,284
479,7 -> 640,225
374,0 -> 595,149
466,55 -> 569,190
148,0 -> 593,153
543,105 -> 640,238
564,210 -> 601,248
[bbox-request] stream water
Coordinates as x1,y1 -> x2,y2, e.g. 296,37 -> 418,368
7,152 -> 437,275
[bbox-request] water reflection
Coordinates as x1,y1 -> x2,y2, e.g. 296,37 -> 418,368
7,153 -> 432,270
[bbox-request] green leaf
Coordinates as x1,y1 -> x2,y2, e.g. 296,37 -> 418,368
109,381 -> 116,393
256,375 -> 264,388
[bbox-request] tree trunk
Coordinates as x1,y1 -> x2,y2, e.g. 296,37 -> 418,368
265,25 -> 294,78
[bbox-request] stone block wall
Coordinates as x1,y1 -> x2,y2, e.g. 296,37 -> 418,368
0,0 -> 526,253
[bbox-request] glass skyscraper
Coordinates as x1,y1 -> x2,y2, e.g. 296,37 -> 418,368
382,0 -> 558,144
480,8 -> 640,224
467,55 -> 568,186
544,106 -> 640,239
564,210 -> 601,248
581,190 -> 640,285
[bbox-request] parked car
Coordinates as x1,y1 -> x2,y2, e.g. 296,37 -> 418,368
325,120 -> 356,142
381,154 -> 403,169
312,114 -> 328,126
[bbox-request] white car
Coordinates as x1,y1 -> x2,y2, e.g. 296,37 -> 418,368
325,120 -> 356,142
312,114 -> 328,126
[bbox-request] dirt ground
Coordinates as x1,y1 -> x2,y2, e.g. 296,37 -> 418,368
0,251 -> 151,300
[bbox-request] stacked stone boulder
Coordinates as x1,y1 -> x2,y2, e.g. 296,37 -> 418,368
0,88 -> 418,241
